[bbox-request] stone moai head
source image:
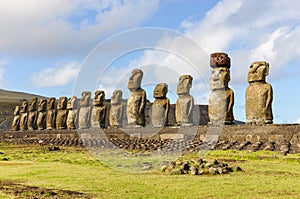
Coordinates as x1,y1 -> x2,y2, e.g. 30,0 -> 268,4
80,91 -> 92,107
248,61 -> 269,83
47,97 -> 56,110
28,97 -> 38,111
57,96 -> 67,110
67,96 -> 78,110
93,90 -> 105,106
177,75 -> 193,95
14,106 -> 20,116
38,99 -> 47,112
154,83 -> 168,99
210,52 -> 231,90
111,90 -> 123,104
20,101 -> 28,113
128,69 -> 143,91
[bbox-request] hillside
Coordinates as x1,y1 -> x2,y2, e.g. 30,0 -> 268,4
0,89 -> 46,103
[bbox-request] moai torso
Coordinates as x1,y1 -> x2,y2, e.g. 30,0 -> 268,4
46,97 -> 56,130
11,106 -> 20,131
37,99 -> 47,130
56,96 -> 68,129
78,91 -> 91,129
151,83 -> 170,127
66,96 -> 78,130
175,75 -> 194,126
109,90 -> 123,127
246,61 -> 273,124
127,69 -> 146,127
19,101 -> 28,131
91,90 -> 106,128
28,97 -> 38,131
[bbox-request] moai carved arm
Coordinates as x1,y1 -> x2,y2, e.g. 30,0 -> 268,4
188,97 -> 194,120
227,89 -> 234,113
165,98 -> 170,122
138,91 -> 146,114
263,84 -> 273,113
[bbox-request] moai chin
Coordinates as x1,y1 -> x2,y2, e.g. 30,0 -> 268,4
46,97 -> 56,130
208,52 -> 234,125
175,75 -> 194,126
66,96 -> 78,130
56,96 -> 68,129
78,91 -> 91,129
127,69 -> 146,127
28,97 -> 38,131
19,101 -> 28,131
152,83 -> 170,127
109,90 -> 123,127
11,106 -> 20,131
246,61 -> 273,124
37,99 -> 47,130
91,90 -> 106,128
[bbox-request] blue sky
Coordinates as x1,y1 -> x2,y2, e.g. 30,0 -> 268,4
0,0 -> 299,124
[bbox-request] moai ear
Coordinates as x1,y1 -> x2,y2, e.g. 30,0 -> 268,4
265,62 -> 269,76
189,76 -> 193,87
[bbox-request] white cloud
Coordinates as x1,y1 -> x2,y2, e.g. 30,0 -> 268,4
0,60 -> 7,87
295,118 -> 300,123
31,62 -> 80,87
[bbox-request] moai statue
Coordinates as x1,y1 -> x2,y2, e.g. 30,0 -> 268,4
19,100 -> 28,131
66,96 -> 78,130
91,90 -> 106,128
127,69 -> 146,127
246,61 -> 273,124
56,96 -> 68,129
46,97 -> 56,130
78,91 -> 91,129
11,106 -> 20,131
37,99 -> 47,130
208,52 -> 234,124
175,75 -> 194,126
151,83 -> 170,127
28,97 -> 38,131
109,90 -> 123,127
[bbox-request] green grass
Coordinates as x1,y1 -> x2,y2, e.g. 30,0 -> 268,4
0,143 -> 299,198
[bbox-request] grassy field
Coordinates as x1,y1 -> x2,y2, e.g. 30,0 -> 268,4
0,143 -> 299,198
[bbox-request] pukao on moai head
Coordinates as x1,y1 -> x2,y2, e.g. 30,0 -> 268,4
19,100 -> 28,131
152,83 -> 170,127
91,90 -> 106,128
246,61 -> 273,124
78,91 -> 92,129
11,106 -> 20,131
66,96 -> 78,130
56,96 -> 68,129
127,69 -> 146,127
27,97 -> 38,131
208,52 -> 234,124
46,97 -> 56,130
37,99 -> 47,130
176,75 -> 194,126
109,90 -> 123,127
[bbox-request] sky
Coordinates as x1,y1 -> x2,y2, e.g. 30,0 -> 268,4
0,0 -> 299,124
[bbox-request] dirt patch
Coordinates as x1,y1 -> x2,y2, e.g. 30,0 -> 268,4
0,180 -> 93,199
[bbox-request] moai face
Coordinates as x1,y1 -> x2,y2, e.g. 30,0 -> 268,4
67,96 -> 78,110
47,97 -> 56,110
38,99 -> 47,112
14,106 -> 20,115
20,101 -> 28,113
57,97 -> 67,110
210,67 -> 230,90
93,90 -> 105,106
248,61 -> 269,83
177,75 -> 193,95
28,97 -> 37,111
80,91 -> 91,107
111,90 -> 122,104
210,52 -> 230,68
128,69 -> 143,91
154,83 -> 168,98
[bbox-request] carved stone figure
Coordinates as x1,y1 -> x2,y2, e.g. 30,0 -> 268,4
78,91 -> 91,129
11,106 -> 20,131
151,83 -> 170,127
208,52 -> 234,124
175,75 -> 194,126
127,69 -> 146,127
46,97 -> 56,130
56,96 -> 68,129
19,101 -> 28,131
109,90 -> 123,127
91,90 -> 106,128
246,61 -> 273,124
37,99 -> 47,130
28,97 -> 38,131
66,96 -> 78,130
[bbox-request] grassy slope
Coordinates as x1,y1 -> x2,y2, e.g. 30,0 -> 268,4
0,144 -> 299,198
0,89 -> 46,103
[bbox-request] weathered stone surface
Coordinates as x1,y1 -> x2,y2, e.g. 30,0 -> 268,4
246,61 -> 273,124
19,101 -> 28,131
109,90 -> 123,127
78,91 -> 91,129
11,106 -> 20,131
46,97 -> 56,130
37,99 -> 47,130
56,96 -> 68,129
176,75 -> 194,126
151,83 -> 170,127
210,52 -> 230,68
91,90 -> 106,128
66,96 -> 78,130
127,69 -> 146,127
28,97 -> 38,131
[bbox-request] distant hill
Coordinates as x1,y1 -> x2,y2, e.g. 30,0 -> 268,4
0,89 -> 47,103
